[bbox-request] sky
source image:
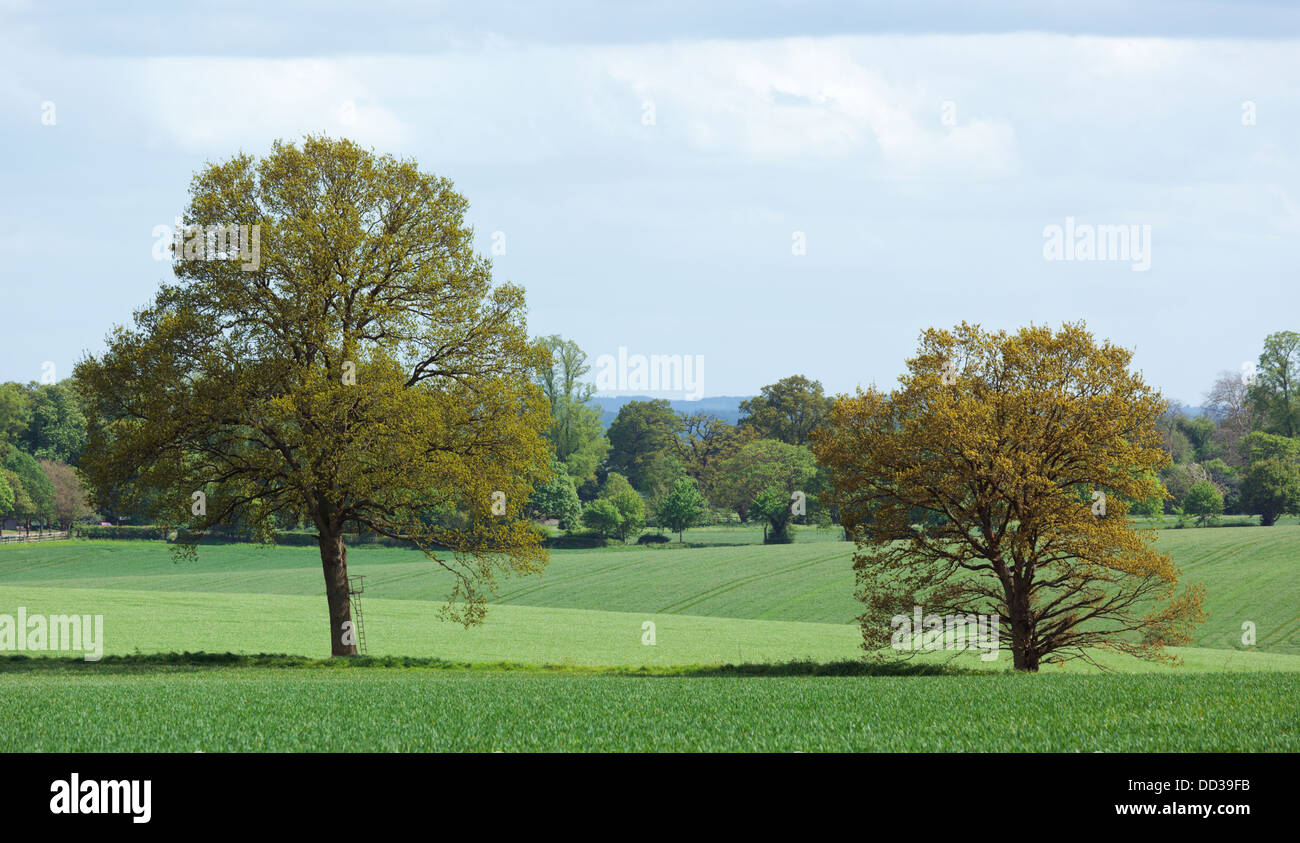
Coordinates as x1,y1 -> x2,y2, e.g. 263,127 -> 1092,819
1,1 -> 1298,406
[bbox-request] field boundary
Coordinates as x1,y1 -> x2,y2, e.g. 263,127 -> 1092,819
0,651 -> 969,677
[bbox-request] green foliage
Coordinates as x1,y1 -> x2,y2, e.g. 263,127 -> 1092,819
555,399 -> 610,485
635,533 -> 670,545
1174,414 -> 1217,463
738,375 -> 832,445
715,438 -> 818,521
581,498 -> 622,538
1247,330 -> 1300,438
1237,431 -> 1300,526
1125,470 -> 1167,517
73,136 -> 553,647
673,412 -> 751,501
1202,459 -> 1241,513
606,400 -> 683,494
75,525 -> 168,540
1239,431 -> 1300,464
0,383 -> 32,447
527,460 -> 582,530
0,471 -> 13,516
0,468 -> 30,524
1240,459 -> 1300,526
750,485 -> 797,543
653,477 -> 708,541
20,382 -> 88,464
599,472 -> 645,542
1182,481 -> 1224,526
1,443 -> 54,526
1158,463 -> 1205,514
534,335 -> 609,485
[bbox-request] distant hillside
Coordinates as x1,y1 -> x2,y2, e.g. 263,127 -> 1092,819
591,395 -> 751,428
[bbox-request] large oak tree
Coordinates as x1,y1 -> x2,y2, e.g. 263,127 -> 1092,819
812,322 -> 1205,671
76,136 -> 553,655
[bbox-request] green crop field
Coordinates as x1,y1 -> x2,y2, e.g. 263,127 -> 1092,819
1,667 -> 1295,751
0,525 -> 1296,660
0,525 -> 1296,751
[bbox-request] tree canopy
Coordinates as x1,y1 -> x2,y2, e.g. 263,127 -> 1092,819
812,322 -> 1205,672
738,375 -> 832,445
75,136 -> 553,654
606,399 -> 683,494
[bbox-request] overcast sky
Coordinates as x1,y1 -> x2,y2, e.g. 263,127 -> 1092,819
2,1 -> 1297,405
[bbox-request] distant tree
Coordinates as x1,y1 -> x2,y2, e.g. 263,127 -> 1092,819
1238,431 -> 1300,464
535,335 -> 609,485
38,459 -> 92,530
0,468 -> 30,530
750,485 -> 797,543
606,400 -> 683,493
738,375 -> 832,445
673,412 -> 751,499
1128,490 -> 1165,518
1175,415 -> 1217,463
1202,458 -> 1241,513
1182,481 -> 1224,526
1238,432 -> 1300,526
527,459 -> 582,530
1240,460 -> 1300,526
0,383 -> 31,447
0,472 -> 13,527
581,498 -> 622,539
536,336 -> 593,408
600,472 -> 645,543
812,322 -> 1206,672
1158,463 -> 1205,514
21,381 -> 88,464
715,438 -> 818,522
1247,330 -> 1300,437
1205,371 -> 1255,465
654,478 -> 708,542
1157,412 -> 1194,464
1,444 -> 54,533
556,402 -> 610,485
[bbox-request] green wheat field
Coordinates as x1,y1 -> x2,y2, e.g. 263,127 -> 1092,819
1,525 -> 1297,751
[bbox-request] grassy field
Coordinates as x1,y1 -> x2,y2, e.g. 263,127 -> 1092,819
0,525 -> 1295,659
1,666 -> 1295,751
1,525 -> 1296,751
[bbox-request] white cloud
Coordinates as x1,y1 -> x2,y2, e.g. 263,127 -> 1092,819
595,37 -> 1019,177
133,57 -> 412,153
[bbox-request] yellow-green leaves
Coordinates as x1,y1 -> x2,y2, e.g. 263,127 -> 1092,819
75,136 -> 553,632
812,321 -> 1205,670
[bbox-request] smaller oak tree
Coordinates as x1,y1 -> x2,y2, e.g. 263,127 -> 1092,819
812,322 -> 1205,671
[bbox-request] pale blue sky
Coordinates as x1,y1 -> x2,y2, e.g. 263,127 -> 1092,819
2,1 -> 1297,406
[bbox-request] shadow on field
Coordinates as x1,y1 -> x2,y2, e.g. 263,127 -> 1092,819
0,652 -> 976,677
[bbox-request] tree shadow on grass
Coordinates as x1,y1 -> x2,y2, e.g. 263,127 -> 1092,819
0,652 -> 977,677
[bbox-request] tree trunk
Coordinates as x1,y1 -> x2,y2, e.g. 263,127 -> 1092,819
1009,587 -> 1039,672
1012,645 -> 1040,671
318,529 -> 358,657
